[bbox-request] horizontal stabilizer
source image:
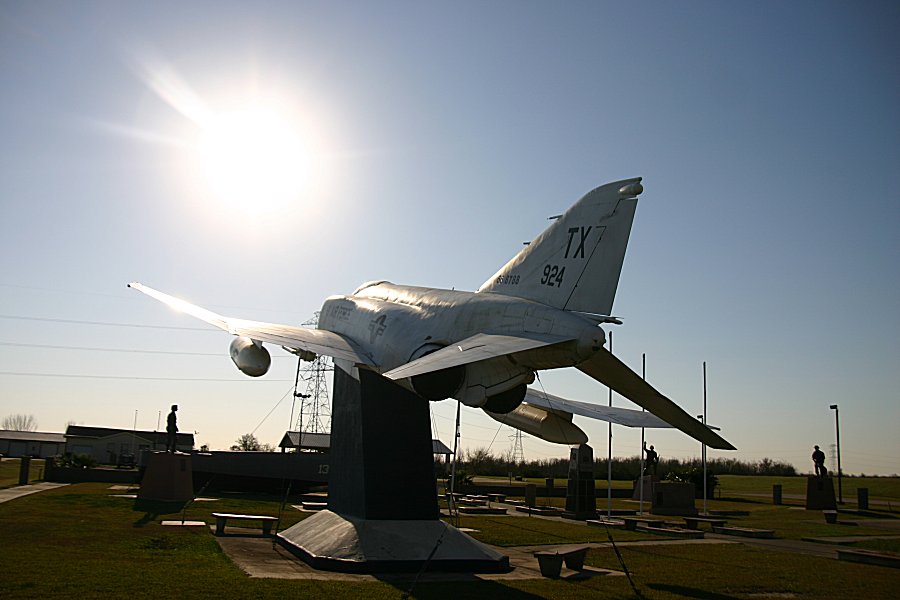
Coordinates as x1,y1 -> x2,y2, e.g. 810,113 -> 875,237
524,388 -> 672,428
128,283 -> 374,366
383,332 -> 572,380
577,348 -> 735,450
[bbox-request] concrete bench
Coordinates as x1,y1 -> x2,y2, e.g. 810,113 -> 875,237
713,525 -> 775,539
622,516 -> 659,530
212,512 -> 278,536
837,548 -> 900,569
534,545 -> 589,578
683,516 -> 728,530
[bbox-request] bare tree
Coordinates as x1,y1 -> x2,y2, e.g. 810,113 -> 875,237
231,433 -> 261,451
3,414 -> 37,431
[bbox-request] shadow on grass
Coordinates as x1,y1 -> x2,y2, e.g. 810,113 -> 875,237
132,498 -> 188,527
647,583 -> 741,599
379,578 -> 547,600
715,497 -> 766,504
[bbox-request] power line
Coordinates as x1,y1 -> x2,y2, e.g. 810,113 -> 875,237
0,371 -> 292,382
0,314 -> 213,331
0,341 -> 291,358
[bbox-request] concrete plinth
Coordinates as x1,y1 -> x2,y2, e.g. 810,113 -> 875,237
278,509 -> 509,573
564,444 -> 596,519
650,481 -> 697,516
632,474 -> 656,500
805,476 -> 837,510
278,365 -> 509,573
138,452 -> 193,502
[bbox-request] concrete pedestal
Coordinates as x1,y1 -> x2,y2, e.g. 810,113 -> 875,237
805,476 -> 837,510
278,365 -> 509,573
565,444 -> 596,519
278,509 -> 508,573
632,474 -> 656,500
650,481 -> 697,516
138,452 -> 193,502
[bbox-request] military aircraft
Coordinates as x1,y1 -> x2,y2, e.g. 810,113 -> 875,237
130,177 -> 734,450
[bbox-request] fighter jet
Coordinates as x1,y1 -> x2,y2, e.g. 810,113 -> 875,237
130,177 -> 735,450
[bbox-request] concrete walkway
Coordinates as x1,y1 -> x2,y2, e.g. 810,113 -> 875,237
0,482 -> 68,504
213,526 -> 739,582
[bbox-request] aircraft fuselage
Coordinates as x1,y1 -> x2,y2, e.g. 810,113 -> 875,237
318,281 -> 605,411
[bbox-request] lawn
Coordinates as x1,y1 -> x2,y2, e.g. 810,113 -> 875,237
0,458 -> 45,489
3,478 -> 900,599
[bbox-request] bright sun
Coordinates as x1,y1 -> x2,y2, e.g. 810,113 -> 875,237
195,106 -> 311,216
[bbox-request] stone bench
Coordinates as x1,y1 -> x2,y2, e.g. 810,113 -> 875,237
534,545 -> 589,578
212,512 -> 278,536
683,516 -> 728,530
837,548 -> 900,569
713,525 -> 775,539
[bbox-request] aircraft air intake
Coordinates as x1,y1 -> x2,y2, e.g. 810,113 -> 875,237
410,365 -> 465,400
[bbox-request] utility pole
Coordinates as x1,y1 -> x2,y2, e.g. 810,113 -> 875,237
829,404 -> 843,504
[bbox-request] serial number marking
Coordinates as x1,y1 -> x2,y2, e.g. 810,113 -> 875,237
496,274 -> 520,285
541,264 -> 565,287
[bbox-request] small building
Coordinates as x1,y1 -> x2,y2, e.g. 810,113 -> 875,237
0,430 -> 66,458
278,430 -> 453,460
65,425 -> 194,465
278,431 -> 331,452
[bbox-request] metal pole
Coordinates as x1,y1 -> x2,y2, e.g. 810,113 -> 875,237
607,332 -> 613,518
830,404 -> 842,503
449,400 -> 462,518
639,353 -> 645,515
702,362 -> 708,515
131,410 -> 138,457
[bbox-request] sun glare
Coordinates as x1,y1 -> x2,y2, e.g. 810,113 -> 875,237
195,106 -> 311,216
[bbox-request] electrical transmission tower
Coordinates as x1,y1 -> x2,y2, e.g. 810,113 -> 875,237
510,429 -> 526,465
291,313 -> 332,434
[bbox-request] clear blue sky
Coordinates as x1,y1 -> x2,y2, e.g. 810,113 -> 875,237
2,2 -> 898,474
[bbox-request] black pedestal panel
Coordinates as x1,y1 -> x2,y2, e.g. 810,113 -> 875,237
278,365 -> 509,573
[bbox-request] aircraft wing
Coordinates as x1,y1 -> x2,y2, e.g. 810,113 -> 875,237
383,332 -> 572,380
128,283 -> 374,366
577,348 -> 736,450
524,388 -> 672,428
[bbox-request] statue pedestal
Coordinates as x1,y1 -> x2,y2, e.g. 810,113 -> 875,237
138,452 -> 193,502
806,476 -> 837,510
564,444 -> 596,519
278,366 -> 509,573
650,481 -> 698,516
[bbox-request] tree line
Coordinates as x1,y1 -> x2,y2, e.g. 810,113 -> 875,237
454,446 -> 798,479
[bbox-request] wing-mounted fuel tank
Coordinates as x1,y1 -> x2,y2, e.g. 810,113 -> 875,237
485,403 -> 587,445
229,336 -> 271,377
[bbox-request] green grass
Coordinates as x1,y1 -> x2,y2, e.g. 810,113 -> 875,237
849,538 -> 900,554
0,458 -> 45,489
3,480 -> 900,599
587,542 -> 900,599
718,474 -> 900,502
453,514 -> 661,547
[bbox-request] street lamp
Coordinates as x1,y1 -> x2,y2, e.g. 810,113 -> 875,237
829,404 -> 843,504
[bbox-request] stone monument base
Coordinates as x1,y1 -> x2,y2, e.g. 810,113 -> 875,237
278,509 -> 510,573
138,451 -> 193,502
805,475 -> 837,510
650,481 -> 698,516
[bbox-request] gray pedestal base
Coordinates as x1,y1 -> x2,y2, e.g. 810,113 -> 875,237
278,510 -> 510,573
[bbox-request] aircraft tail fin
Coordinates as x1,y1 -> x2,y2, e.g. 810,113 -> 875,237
478,178 -> 642,315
